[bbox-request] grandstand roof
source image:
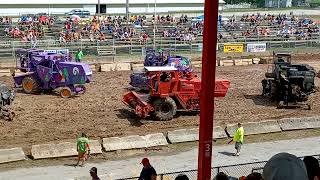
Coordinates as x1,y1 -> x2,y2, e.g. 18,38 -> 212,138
0,0 -> 225,5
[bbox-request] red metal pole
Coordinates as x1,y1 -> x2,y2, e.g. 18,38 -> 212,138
197,0 -> 219,179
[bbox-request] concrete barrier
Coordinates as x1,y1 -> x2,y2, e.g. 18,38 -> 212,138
0,69 -> 12,77
144,133 -> 168,147
192,61 -> 202,65
222,60 -> 234,66
131,63 -> 144,71
226,120 -> 281,136
252,58 -> 260,64
0,148 -> 25,164
234,59 -> 243,66
0,69 -> 10,73
0,63 -> 15,68
168,126 -> 228,143
213,126 -> 227,139
242,59 -> 253,65
193,61 -> 202,68
89,64 -> 100,72
103,135 -> 146,151
103,133 -> 168,151
101,63 -> 116,72
115,63 -> 131,71
278,117 -> 320,131
31,140 -> 102,159
167,128 -> 199,143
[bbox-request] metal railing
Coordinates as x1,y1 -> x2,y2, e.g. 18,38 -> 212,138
0,37 -> 318,61
116,154 -> 320,180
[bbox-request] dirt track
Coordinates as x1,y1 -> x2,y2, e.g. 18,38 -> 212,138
0,54 -> 320,153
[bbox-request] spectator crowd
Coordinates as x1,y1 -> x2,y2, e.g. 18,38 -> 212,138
219,13 -> 320,42
84,152 -> 320,180
2,14 -> 204,46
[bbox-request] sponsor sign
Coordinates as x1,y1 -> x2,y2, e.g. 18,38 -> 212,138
223,44 -> 244,53
247,43 -> 267,52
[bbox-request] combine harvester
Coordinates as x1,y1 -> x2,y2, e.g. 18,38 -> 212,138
123,67 -> 230,121
130,49 -> 192,91
12,48 -> 92,98
262,52 -> 316,109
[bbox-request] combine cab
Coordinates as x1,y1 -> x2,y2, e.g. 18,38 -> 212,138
262,52 -> 316,109
13,48 -> 92,98
123,67 -> 230,121
130,49 -> 192,91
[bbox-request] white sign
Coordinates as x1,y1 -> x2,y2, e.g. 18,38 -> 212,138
247,43 -> 267,52
44,50 -> 57,54
57,49 -> 69,55
44,49 -> 69,55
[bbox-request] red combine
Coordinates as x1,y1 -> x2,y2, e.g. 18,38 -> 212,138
122,67 -> 230,121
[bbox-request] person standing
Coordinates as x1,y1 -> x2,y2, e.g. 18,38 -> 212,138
139,158 -> 157,180
226,123 -> 244,156
175,174 -> 189,180
90,167 -> 100,180
76,132 -> 90,167
75,48 -> 84,62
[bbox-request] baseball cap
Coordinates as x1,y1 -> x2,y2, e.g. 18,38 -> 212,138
141,158 -> 150,164
262,152 -> 308,180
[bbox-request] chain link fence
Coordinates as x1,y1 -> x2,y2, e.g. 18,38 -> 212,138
117,154 -> 320,180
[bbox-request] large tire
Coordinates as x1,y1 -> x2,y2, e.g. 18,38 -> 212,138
22,77 -> 38,94
152,97 -> 177,121
60,87 -> 72,98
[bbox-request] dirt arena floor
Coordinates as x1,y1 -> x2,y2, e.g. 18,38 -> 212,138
1,54 -> 320,152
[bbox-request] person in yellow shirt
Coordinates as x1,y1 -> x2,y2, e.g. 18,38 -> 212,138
226,123 -> 244,156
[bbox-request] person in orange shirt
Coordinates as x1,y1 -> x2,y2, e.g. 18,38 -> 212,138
95,23 -> 100,33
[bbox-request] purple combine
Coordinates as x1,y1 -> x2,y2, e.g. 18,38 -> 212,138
13,48 -> 92,98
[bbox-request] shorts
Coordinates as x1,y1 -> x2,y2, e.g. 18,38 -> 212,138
78,151 -> 87,160
235,142 -> 242,151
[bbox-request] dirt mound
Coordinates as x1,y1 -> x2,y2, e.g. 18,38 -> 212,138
1,56 -> 320,151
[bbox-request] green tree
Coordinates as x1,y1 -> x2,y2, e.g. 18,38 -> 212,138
256,0 -> 265,7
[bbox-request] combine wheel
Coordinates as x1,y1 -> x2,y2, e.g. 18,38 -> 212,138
75,85 -> 86,94
60,87 -> 72,98
152,97 -> 177,121
22,77 -> 38,93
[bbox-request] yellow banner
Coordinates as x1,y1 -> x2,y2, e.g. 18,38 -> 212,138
223,44 -> 244,53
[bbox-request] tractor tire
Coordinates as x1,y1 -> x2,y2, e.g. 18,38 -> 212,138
60,87 -> 72,98
22,77 -> 38,94
152,97 -> 177,121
